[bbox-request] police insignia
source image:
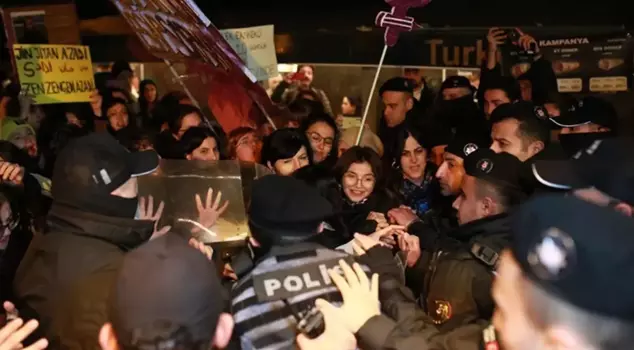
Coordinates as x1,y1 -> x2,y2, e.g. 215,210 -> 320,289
527,227 -> 576,280
463,143 -> 478,156
428,299 -> 452,324
476,159 -> 494,174
534,106 -> 548,120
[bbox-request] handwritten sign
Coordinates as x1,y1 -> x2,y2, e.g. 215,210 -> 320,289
220,25 -> 278,81
13,44 -> 95,104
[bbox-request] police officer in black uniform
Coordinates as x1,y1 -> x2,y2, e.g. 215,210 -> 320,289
231,175 -> 377,350
405,148 -> 530,333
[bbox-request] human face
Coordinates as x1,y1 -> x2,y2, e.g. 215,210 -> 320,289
519,80 -> 532,101
306,121 -> 335,163
107,103 -> 129,131
560,123 -> 605,135
492,251 -> 543,350
382,91 -> 412,128
435,152 -> 465,197
270,146 -> 310,176
452,175 -> 486,225
491,119 -> 534,162
299,66 -> 314,88
187,137 -> 220,161
235,132 -> 262,163
430,145 -> 446,167
484,89 -> 511,118
341,97 -> 356,116
401,135 -> 427,183
176,113 -> 202,140
342,162 -> 376,203
442,87 -> 471,101
0,202 -> 15,250
143,84 -> 157,103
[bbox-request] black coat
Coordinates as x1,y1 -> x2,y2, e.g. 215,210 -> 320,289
340,190 -> 401,235
13,204 -> 154,343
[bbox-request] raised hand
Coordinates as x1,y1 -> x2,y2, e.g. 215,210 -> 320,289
193,188 -> 230,234
138,196 -> 171,240
0,318 -> 48,350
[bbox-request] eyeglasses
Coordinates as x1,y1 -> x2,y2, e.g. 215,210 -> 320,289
237,135 -> 261,148
307,132 -> 334,146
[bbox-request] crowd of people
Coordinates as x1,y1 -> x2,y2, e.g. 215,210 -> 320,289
0,27 -> 633,350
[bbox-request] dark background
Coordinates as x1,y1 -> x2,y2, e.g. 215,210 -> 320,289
0,0 -> 631,31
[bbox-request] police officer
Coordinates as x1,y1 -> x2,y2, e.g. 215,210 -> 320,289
492,194 -> 634,350
405,148 -> 530,332
231,175 -> 378,349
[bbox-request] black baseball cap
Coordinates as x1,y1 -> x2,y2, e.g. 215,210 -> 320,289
109,234 -> 226,347
512,194 -> 634,321
531,138 -> 634,204
490,101 -> 552,125
549,96 -> 618,130
248,175 -> 334,244
440,75 -> 474,92
464,148 -> 528,191
379,77 -> 415,95
51,132 -> 159,197
445,131 -> 492,160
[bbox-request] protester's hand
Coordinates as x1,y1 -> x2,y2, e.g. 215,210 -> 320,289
188,238 -> 213,261
223,263 -> 238,281
367,212 -> 389,230
368,225 -> 405,248
1,302 -> 17,327
516,28 -> 539,53
0,162 -> 24,186
487,27 -> 507,51
0,318 -> 48,350
193,188 -> 229,234
387,206 -> 419,227
296,299 -> 357,350
139,196 -> 171,240
330,260 -> 381,332
398,232 -> 422,267
351,233 -> 388,256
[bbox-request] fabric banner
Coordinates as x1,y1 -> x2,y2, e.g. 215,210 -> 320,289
220,25 -> 278,81
13,44 -> 96,104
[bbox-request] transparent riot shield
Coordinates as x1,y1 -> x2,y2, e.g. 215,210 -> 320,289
138,159 -> 271,245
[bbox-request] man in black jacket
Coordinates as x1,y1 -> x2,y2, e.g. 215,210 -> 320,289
405,148 -> 529,333
13,132 -> 161,341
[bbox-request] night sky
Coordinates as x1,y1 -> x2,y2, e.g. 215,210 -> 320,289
1,0 -> 631,31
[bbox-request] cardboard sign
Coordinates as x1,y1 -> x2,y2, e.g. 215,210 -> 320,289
220,25 -> 278,81
13,44 -> 95,104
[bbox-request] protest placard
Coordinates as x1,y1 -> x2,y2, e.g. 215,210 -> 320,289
220,25 -> 278,81
13,44 -> 96,104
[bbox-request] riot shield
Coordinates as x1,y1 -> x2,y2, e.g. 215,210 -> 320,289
138,159 -> 271,245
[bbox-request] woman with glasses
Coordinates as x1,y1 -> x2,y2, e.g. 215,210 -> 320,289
227,127 -> 262,163
299,112 -> 339,168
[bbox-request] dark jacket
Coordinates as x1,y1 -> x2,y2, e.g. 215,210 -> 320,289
13,204 -> 154,342
340,190 -> 401,235
407,213 -> 511,332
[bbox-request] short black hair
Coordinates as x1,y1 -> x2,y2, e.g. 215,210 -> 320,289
101,97 -> 128,118
180,126 -> 220,156
261,128 -> 313,166
490,102 -> 551,148
483,76 -> 521,102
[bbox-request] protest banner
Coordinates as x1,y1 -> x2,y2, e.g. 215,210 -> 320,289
220,25 -> 278,81
13,44 -> 96,104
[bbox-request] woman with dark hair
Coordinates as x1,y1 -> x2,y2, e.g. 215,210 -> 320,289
227,127 -> 261,163
299,112 -> 339,167
388,126 -> 438,216
154,104 -> 203,159
180,126 -> 222,161
341,95 -> 363,117
334,146 -> 400,234
139,79 -> 159,129
261,128 -> 312,176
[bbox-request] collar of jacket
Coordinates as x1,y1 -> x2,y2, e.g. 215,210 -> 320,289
47,203 -> 154,251
449,212 -> 511,245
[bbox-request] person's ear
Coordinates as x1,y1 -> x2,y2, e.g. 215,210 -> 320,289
185,153 -> 193,161
98,323 -> 119,350
529,141 -> 545,157
481,196 -> 496,216
212,313 -> 234,349
613,202 -> 633,217
406,96 -> 414,111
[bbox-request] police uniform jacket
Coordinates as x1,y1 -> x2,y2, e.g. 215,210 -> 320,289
407,213 -> 510,332
231,242 -> 360,350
